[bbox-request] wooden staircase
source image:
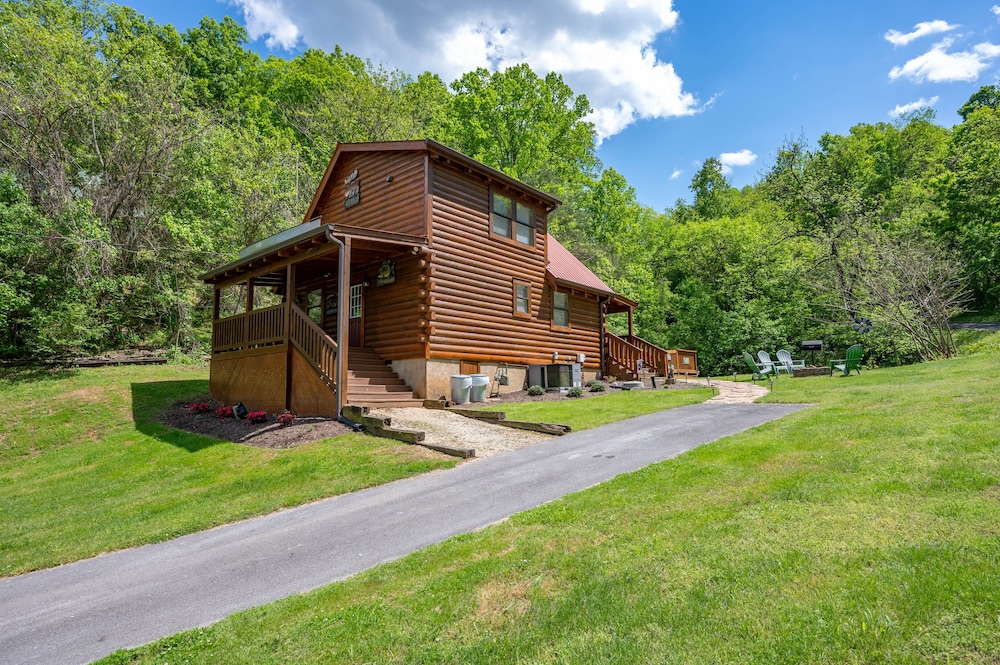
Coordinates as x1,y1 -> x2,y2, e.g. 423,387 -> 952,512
346,347 -> 424,408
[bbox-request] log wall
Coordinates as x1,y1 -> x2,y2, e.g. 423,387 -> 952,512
427,161 -> 602,368
314,151 -> 427,237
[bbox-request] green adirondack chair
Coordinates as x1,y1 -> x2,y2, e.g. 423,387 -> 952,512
830,344 -> 863,376
743,351 -> 774,382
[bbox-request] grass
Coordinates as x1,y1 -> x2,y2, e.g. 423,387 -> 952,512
479,386 -> 712,431
103,351 -> 1000,664
0,364 -> 456,576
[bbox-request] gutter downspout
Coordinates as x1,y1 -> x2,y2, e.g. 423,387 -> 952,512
315,222 -> 361,429
598,295 -> 609,379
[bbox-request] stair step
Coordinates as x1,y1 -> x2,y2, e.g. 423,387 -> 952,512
349,377 -> 406,387
346,396 -> 425,408
349,384 -> 414,394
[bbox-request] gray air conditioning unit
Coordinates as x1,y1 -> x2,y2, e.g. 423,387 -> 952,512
528,363 -> 582,390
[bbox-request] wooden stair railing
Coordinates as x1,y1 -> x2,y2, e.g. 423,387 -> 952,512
626,335 -> 671,375
604,331 -> 644,379
289,303 -> 338,389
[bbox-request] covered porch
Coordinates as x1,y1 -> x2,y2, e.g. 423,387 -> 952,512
202,221 -> 428,417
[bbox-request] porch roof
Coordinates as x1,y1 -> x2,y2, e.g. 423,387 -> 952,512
201,224 -> 427,286
546,234 -> 636,310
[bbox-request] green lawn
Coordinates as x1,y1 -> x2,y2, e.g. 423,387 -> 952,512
104,352 -> 1000,664
0,364 -> 456,576
480,386 -> 712,431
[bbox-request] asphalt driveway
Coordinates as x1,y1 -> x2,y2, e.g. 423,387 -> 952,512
0,401 -> 807,664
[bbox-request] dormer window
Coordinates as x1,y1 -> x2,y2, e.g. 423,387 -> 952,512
492,192 -> 534,246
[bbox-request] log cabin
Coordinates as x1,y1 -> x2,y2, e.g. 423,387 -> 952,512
202,140 -> 697,416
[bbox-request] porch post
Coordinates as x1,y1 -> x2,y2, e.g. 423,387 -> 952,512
244,277 -> 255,348
284,264 -> 296,410
627,308 -> 634,338
336,237 -> 352,411
212,287 -> 220,353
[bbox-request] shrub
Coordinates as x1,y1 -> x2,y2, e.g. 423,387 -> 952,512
247,410 -> 268,424
589,382 -> 606,392
215,406 -> 234,419
527,385 -> 545,396
186,402 -> 211,414
567,386 -> 584,397
277,412 -> 295,427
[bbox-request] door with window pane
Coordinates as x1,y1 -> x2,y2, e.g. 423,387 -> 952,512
348,283 -> 363,347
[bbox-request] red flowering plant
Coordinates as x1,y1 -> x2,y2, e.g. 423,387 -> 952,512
277,412 -> 295,427
186,402 -> 211,414
215,406 -> 234,420
247,410 -> 268,425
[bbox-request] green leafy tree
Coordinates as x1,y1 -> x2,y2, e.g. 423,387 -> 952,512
445,64 -> 599,197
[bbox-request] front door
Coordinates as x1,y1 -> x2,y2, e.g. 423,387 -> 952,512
348,283 -> 363,347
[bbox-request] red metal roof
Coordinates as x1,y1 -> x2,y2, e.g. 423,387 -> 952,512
546,234 -> 615,296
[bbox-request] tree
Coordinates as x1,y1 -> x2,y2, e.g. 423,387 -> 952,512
851,232 -> 968,360
958,85 -> 1000,121
445,64 -> 599,197
934,103 -> 1000,309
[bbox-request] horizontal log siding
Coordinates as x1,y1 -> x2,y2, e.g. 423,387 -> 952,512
427,164 -> 602,368
315,151 -> 427,237
356,255 -> 427,359
308,257 -> 427,360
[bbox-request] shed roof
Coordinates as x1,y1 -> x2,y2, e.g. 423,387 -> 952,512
546,234 -> 614,296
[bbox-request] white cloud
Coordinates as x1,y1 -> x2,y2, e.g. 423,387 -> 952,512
718,149 -> 757,175
888,96 -> 939,117
993,5 -> 1000,17
236,0 -> 698,141
669,168 -> 682,180
229,0 -> 300,50
889,38 -> 1000,82
884,20 -> 957,47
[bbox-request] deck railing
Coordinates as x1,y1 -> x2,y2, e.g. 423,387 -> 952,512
211,304 -> 286,354
289,303 -> 338,387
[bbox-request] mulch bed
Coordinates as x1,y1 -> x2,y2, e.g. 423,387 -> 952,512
160,396 -> 350,449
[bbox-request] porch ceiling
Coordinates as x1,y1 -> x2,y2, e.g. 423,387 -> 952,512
202,224 -> 427,287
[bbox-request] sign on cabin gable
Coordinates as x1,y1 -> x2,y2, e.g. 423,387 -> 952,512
344,169 -> 360,209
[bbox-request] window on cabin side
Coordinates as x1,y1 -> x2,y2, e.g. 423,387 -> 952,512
514,282 -> 530,317
492,192 -> 534,246
553,291 -> 569,327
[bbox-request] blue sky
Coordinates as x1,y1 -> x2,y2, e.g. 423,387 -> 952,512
127,0 -> 1000,212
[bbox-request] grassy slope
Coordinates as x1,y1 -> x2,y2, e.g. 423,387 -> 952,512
105,353 -> 1000,664
0,365 -> 455,576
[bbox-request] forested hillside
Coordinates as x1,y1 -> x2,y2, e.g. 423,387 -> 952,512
2,0 -> 996,372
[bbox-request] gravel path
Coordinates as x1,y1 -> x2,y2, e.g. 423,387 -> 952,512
369,407 -> 553,457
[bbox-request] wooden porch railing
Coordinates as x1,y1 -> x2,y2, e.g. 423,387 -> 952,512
288,303 -> 338,388
212,304 -> 286,354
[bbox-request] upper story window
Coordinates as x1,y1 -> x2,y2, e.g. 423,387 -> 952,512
492,192 -> 534,246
